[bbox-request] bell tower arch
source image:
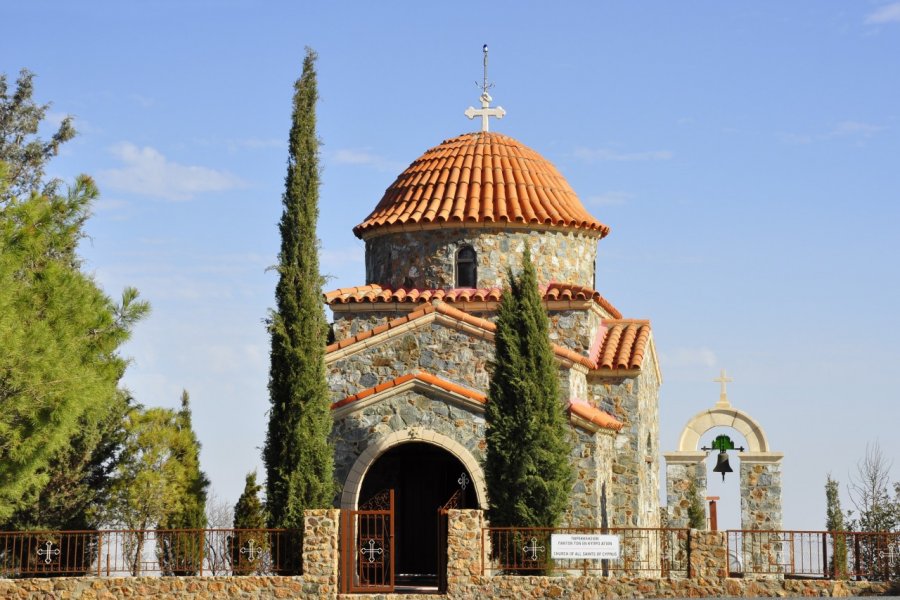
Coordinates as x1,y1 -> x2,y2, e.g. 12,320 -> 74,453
663,370 -> 783,531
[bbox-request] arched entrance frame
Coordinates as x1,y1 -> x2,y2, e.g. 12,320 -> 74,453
663,377 -> 783,533
340,428 -> 487,511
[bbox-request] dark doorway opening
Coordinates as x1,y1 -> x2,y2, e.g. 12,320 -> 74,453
359,442 -> 477,587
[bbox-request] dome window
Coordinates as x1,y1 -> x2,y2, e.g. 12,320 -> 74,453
455,246 -> 477,288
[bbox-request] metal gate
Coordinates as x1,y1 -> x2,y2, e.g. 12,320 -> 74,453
340,489 -> 394,593
436,489 -> 462,593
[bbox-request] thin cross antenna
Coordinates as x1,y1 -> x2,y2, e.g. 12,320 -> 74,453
481,44 -> 494,94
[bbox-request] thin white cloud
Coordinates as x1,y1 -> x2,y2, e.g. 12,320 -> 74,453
99,143 -> 244,201
573,147 -> 673,162
331,148 -> 404,172
830,121 -> 884,137
778,120 -> 885,145
585,191 -> 633,206
866,2 -> 900,24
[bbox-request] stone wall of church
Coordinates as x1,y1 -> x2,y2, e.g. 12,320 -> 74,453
564,429 -> 615,527
548,308 -> 601,355
589,356 -> 661,528
330,389 -> 487,503
327,325 -> 494,401
365,228 -> 598,290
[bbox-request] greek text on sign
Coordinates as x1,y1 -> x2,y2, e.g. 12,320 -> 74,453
551,534 -> 620,559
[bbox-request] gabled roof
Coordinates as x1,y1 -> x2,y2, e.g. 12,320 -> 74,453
324,282 -> 622,319
326,301 -> 652,375
331,371 -> 623,432
353,132 -> 610,239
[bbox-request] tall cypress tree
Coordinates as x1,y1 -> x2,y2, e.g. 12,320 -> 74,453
485,248 -> 573,530
263,48 -> 334,535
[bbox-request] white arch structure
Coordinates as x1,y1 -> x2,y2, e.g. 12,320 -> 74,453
340,428 -> 488,511
676,405 -> 770,453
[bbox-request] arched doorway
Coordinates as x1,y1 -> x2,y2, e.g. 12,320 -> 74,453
359,442 -> 477,586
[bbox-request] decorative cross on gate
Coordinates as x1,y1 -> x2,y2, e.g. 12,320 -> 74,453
37,541 -> 60,564
464,45 -> 506,132
240,539 -> 263,562
522,537 -> 545,561
458,472 -> 470,490
361,539 -> 383,563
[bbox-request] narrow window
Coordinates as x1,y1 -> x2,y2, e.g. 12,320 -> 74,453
455,246 -> 477,288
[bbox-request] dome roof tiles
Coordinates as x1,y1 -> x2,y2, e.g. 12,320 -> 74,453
354,132 -> 609,239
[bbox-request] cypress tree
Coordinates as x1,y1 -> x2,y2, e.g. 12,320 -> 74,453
263,48 -> 334,537
687,477 -> 706,530
485,248 -> 573,531
157,390 -> 209,576
231,472 -> 267,574
825,474 -> 848,578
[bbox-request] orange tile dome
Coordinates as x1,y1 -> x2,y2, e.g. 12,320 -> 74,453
353,132 -> 610,239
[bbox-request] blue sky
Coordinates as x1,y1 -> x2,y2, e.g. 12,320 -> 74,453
3,1 -> 899,530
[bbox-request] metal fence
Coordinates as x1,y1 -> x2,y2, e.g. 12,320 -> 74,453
482,527 -> 690,577
727,530 -> 900,580
0,529 -> 302,578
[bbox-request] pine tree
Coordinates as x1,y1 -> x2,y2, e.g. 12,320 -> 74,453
485,248 -> 573,532
231,472 -> 267,574
0,70 -> 148,528
825,474 -> 848,578
262,48 -> 333,566
157,391 -> 209,576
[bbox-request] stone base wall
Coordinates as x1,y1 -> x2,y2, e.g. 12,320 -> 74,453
2,509 -> 895,599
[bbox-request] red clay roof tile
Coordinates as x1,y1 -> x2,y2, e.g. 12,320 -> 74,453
324,283 -> 622,318
354,132 -> 609,239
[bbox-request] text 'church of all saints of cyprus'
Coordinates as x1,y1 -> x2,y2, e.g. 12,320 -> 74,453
321,62 -> 663,581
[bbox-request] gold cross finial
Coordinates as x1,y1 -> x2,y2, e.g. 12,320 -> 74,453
713,369 -> 733,407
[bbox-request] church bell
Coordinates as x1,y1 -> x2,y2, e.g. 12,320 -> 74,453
713,450 -> 733,481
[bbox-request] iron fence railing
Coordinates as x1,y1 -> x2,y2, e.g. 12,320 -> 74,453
482,527 -> 690,577
0,528 -> 302,578
727,530 -> 900,580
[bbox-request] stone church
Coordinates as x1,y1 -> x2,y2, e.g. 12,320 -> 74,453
322,88 -> 662,583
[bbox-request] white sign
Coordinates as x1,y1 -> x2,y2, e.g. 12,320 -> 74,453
551,534 -> 620,560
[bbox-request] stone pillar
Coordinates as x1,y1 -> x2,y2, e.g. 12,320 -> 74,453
689,530 -> 728,582
739,453 -> 783,530
663,451 -> 707,529
446,509 -> 484,598
739,453 -> 784,576
302,508 -> 340,598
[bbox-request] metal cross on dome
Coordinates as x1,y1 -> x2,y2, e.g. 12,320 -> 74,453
465,44 -> 506,132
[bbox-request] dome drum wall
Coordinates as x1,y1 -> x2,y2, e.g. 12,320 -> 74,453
365,228 -> 599,290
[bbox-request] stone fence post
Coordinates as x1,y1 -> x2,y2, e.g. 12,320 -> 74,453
446,509 -> 484,597
689,530 -> 727,582
302,508 -> 340,598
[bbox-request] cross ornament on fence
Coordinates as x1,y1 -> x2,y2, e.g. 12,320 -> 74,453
458,472 -> 470,490
361,539 -> 383,563
880,540 -> 899,568
523,537 -> 545,561
37,541 -> 60,564
240,539 -> 263,562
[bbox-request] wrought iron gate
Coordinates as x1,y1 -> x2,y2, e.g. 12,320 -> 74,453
340,489 -> 394,593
